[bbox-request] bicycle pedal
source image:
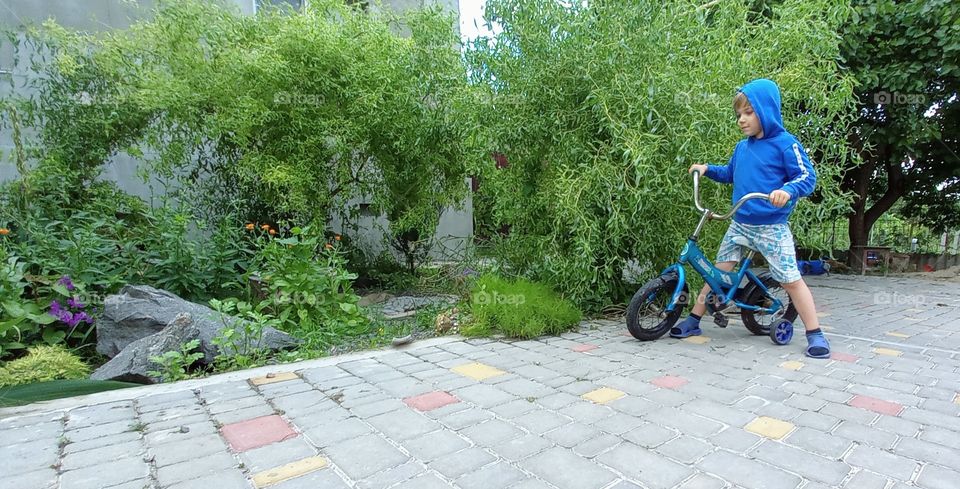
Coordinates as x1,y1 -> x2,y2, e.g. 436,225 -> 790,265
713,312 -> 729,328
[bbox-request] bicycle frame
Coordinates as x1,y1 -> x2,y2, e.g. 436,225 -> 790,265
656,171 -> 786,315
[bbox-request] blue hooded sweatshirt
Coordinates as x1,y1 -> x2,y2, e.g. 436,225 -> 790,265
705,78 -> 816,225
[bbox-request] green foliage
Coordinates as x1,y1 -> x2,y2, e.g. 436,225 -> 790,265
465,274 -> 581,339
465,0 -> 856,309
0,345 -> 90,387
5,0 -> 482,261
0,379 -> 138,408
0,254 -> 56,357
251,225 -> 368,352
209,298 -> 272,372
147,339 -> 204,383
839,0 -> 960,242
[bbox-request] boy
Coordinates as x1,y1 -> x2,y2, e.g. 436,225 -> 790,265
680,78 -> 830,359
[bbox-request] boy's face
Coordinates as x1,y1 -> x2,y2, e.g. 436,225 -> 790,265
736,102 -> 763,139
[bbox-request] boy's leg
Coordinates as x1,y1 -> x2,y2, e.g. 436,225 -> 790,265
747,223 -> 830,358
690,261 -> 738,317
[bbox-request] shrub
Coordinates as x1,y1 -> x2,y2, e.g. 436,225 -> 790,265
0,345 -> 90,387
467,274 -> 581,339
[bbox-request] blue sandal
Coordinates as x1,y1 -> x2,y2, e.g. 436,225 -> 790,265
670,317 -> 703,338
805,331 -> 831,359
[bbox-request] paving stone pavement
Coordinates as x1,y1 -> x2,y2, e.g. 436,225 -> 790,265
2,274 -> 959,489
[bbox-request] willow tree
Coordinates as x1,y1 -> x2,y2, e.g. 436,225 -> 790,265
465,0 -> 857,309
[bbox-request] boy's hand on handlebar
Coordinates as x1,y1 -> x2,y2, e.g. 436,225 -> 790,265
769,189 -> 791,208
688,164 -> 708,175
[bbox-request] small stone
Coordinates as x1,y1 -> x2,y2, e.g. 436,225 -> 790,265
179,426 -> 190,434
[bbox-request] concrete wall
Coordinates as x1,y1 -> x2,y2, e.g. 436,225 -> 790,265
0,0 -> 471,261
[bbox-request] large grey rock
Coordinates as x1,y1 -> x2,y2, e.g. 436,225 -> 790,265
95,285 -> 300,362
91,313 -> 201,383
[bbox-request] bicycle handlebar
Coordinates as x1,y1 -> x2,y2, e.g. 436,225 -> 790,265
692,170 -> 770,221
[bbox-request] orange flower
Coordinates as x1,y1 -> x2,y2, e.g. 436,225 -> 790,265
324,243 -> 333,250
269,229 -> 276,236
260,224 -> 271,231
334,234 -> 341,241
244,223 -> 254,231
0,228 -> 9,235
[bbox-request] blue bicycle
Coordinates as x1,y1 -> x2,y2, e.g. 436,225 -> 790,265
626,170 -> 798,344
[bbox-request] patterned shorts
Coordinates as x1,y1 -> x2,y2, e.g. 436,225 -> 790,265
716,221 -> 801,284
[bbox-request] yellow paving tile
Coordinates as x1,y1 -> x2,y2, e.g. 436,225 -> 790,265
954,393 -> 960,405
745,416 -> 795,440
885,332 -> 910,338
873,347 -> 903,357
252,456 -> 328,488
451,362 -> 506,381
582,387 -> 626,404
683,336 -> 711,345
779,361 -> 804,371
249,372 -> 299,386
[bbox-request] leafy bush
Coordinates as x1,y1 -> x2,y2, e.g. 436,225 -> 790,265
0,254 -> 56,356
209,298 -> 273,372
465,0 -> 857,309
249,226 -> 368,352
147,339 -> 204,383
463,274 -> 581,339
0,345 -> 90,387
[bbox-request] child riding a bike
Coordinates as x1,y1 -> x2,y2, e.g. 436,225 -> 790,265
682,78 -> 829,359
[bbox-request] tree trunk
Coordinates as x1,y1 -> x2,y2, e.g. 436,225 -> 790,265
844,148 -> 906,268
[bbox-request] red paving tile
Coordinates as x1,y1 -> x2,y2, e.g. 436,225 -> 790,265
572,344 -> 599,353
404,391 -> 460,412
848,395 -> 903,416
651,375 -> 689,389
220,415 -> 298,452
831,352 -> 860,363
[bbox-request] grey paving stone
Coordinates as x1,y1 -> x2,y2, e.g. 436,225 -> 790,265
592,413 -> 645,436
149,435 -> 228,467
696,450 -> 801,489
833,422 -> 898,449
438,408 -> 494,430
558,401 -> 614,424
844,445 -> 920,482
794,411 -> 840,432
325,434 -> 409,480
918,426 -> 960,451
748,441 -> 851,486
461,419 -> 524,447
782,427 -> 852,459
144,421 -> 217,446
915,464 -> 960,489
644,410 -> 724,438
368,409 -> 440,441
573,433 -> 621,458
0,468 -> 58,489
64,419 -> 138,443
356,461 -> 423,489
391,473 -> 452,489
61,440 -> 144,471
301,417 -> 373,447
156,451 -> 239,486
622,423 -> 677,448
456,461 -> 527,489
683,399 -> 757,427
536,392 -> 580,410
607,396 -> 658,417
598,442 -> 694,488
66,402 -> 137,430
655,435 -> 714,464
490,399 -> 539,419
239,436 -> 317,473
678,473 -> 726,489
349,398 -> 408,418
272,468 -> 350,489
892,437 -> 960,468
454,384 -> 517,407
873,415 -> 922,437
429,447 -> 497,479
165,469 -> 249,489
60,457 -> 151,489
845,470 -> 892,489
493,434 -> 553,461
521,447 -> 617,489
544,422 -> 600,448
0,439 -> 59,475
404,429 -> 470,462
513,410 -> 570,435
139,404 -> 206,425
211,404 -> 276,425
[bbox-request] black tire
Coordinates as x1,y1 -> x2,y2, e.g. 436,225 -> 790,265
626,273 -> 688,341
740,272 -> 798,335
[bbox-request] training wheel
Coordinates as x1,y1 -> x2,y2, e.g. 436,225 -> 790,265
770,320 -> 793,345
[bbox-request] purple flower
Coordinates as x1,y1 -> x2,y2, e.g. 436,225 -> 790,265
66,311 -> 93,328
49,300 -> 62,316
67,297 -> 85,309
58,275 -> 75,291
